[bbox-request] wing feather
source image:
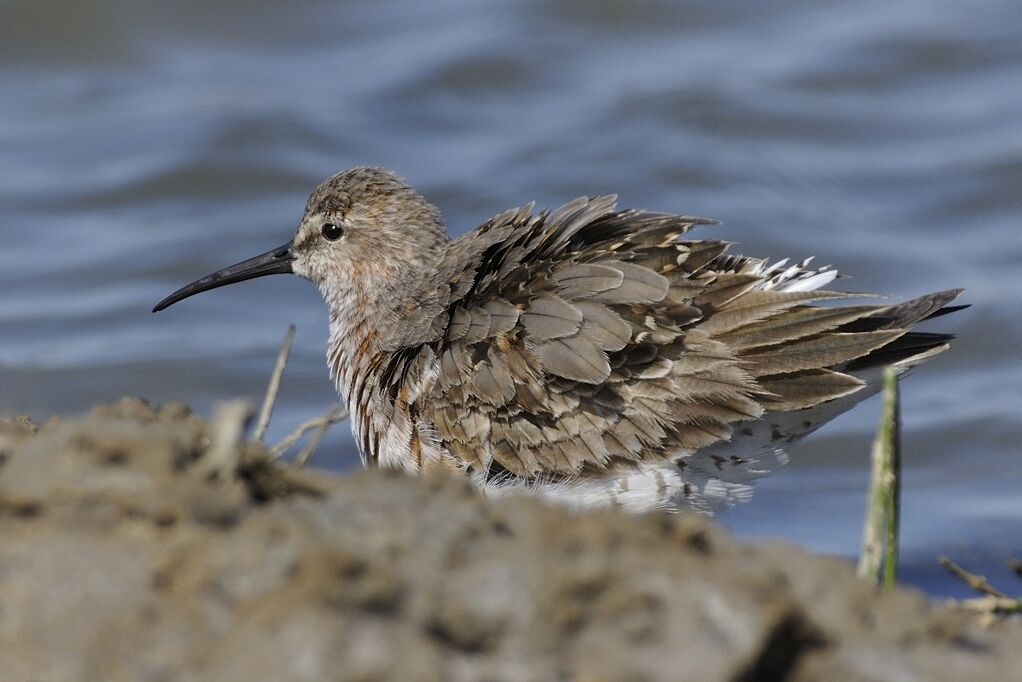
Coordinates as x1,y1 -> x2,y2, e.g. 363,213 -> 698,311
400,195 -> 962,499
522,294 -> 582,341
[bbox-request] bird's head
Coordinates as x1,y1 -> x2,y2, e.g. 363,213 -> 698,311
153,166 -> 447,313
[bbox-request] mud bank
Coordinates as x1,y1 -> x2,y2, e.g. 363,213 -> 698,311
0,399 -> 1017,681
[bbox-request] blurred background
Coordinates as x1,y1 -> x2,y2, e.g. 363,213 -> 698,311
1,0 -> 1019,596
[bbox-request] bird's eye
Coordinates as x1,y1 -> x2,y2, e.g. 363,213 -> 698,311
321,223 -> 344,241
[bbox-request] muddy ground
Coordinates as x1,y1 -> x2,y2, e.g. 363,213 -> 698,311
0,399 -> 1018,681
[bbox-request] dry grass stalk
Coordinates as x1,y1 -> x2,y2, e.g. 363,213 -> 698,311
939,556 -> 1022,625
939,556 -> 1009,599
271,407 -> 348,460
293,416 -> 332,469
254,324 -> 296,442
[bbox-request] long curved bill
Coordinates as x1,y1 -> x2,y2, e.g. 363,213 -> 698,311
152,241 -> 294,312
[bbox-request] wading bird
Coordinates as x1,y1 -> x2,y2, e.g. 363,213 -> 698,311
155,167 -> 962,512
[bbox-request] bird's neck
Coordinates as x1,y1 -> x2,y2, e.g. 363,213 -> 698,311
325,281 -> 386,407
326,291 -> 386,467
323,263 -> 446,466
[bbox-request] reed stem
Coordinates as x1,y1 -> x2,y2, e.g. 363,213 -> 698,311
857,367 -> 901,590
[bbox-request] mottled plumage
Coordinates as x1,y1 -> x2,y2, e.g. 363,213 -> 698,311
154,167 -> 964,513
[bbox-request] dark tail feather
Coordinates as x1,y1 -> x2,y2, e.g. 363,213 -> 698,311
845,331 -> 954,371
923,303 -> 970,321
839,289 -> 964,333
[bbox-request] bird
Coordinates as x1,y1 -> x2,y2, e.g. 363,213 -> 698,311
154,166 -> 964,513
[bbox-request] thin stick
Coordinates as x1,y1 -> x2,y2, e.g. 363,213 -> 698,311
293,419 -> 331,469
857,367 -> 901,589
270,406 -> 348,459
254,325 -> 296,442
939,557 -> 1022,625
939,556 -> 1009,599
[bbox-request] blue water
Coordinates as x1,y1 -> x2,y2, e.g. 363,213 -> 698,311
2,0 -> 1020,597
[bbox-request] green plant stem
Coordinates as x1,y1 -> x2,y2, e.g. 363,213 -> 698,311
857,367 -> 901,589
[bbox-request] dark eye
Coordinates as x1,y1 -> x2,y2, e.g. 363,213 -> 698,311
321,223 -> 344,241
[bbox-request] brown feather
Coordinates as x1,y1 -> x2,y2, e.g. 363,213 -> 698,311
521,293 -> 582,341
719,305 -> 879,351
742,330 -> 904,377
758,369 -> 866,412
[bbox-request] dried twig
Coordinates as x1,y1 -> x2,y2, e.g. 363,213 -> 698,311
293,419 -> 331,469
857,367 -> 901,589
939,556 -> 1022,625
248,324 -> 346,467
254,325 -> 296,442
270,406 -> 348,459
939,556 -> 1009,599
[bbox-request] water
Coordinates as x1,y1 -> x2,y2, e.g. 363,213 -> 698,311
2,0 -> 1020,597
